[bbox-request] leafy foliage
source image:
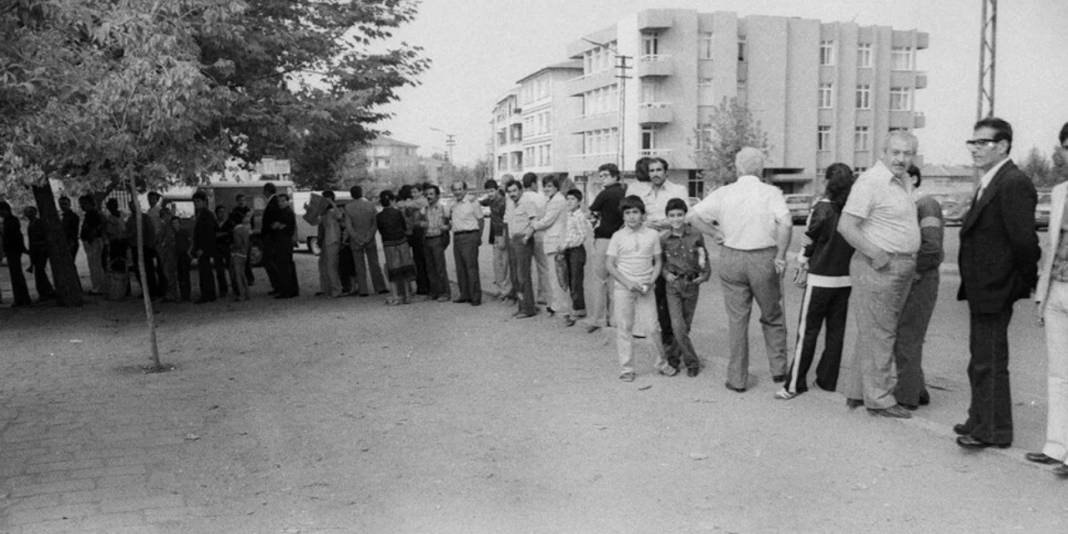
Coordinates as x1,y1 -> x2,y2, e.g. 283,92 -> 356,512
692,97 -> 770,188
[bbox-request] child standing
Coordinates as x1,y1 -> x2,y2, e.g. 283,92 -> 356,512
229,207 -> 252,301
606,195 -> 673,382
561,189 -> 593,327
660,198 -> 711,377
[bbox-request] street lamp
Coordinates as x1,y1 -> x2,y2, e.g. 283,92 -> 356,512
581,37 -> 631,171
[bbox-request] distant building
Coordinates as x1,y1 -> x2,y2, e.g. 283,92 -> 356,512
492,8 -> 929,196
363,136 -> 420,170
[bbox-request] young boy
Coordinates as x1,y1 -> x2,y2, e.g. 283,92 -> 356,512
606,195 -> 673,382
660,198 -> 711,377
561,189 -> 592,327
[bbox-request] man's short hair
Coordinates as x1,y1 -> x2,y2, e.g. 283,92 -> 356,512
521,172 -> 538,189
634,157 -> 651,182
483,179 -> 498,191
263,182 -> 276,195
735,147 -> 765,177
505,180 -> 522,192
192,191 -> 208,202
322,190 -> 335,200
597,163 -> 620,178
541,174 -> 560,189
619,194 -> 646,215
883,130 -> 919,153
665,197 -> 688,215
649,157 -> 669,172
907,164 -> 922,188
451,181 -> 466,191
565,188 -> 583,202
379,190 -> 395,205
824,163 -> 856,206
350,185 -> 363,199
425,184 -> 440,197
147,192 -> 160,201
1060,121 -> 1068,146
974,117 -> 1013,153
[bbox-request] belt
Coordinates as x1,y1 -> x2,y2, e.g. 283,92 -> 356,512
669,271 -> 702,281
453,229 -> 479,235
425,234 -> 445,239
887,252 -> 917,259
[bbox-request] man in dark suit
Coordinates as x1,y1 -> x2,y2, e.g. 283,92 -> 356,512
260,182 -> 281,295
955,117 -> 1041,449
271,193 -> 299,299
344,185 -> 387,296
191,191 -> 217,303
0,201 -> 32,307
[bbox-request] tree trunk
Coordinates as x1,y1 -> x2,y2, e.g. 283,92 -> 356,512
32,181 -> 83,307
128,180 -> 163,371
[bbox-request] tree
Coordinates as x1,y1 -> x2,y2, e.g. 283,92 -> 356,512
1021,147 -> 1054,188
692,97 -> 770,189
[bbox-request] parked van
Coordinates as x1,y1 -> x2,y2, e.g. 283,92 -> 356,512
162,181 -> 296,265
291,190 -> 354,254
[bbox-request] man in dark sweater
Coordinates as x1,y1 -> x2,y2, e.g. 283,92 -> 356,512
192,191 -> 217,303
584,162 -> 627,333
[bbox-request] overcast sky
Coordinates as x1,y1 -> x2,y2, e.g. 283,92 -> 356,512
378,0 -> 1068,167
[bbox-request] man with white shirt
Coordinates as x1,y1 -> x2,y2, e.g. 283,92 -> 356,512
530,174 -> 571,320
522,172 -> 551,305
630,157 -> 689,372
688,147 -> 791,392
954,117 -> 1040,449
837,131 -> 922,419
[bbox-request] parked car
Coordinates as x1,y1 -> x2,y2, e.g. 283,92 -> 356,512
1036,190 -> 1052,230
784,194 -> 815,225
926,191 -> 972,226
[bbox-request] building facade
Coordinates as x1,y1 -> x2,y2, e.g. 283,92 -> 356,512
495,9 -> 928,196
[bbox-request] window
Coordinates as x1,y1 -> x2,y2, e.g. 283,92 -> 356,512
818,83 -> 834,109
544,143 -> 551,166
640,79 -> 660,103
853,166 -> 868,174
641,127 -> 656,150
856,84 -> 871,109
696,124 -> 714,150
700,32 -> 714,60
854,126 -> 870,150
890,87 -> 911,110
688,171 -> 705,199
817,126 -> 831,151
891,47 -> 913,70
819,40 -> 835,66
857,43 -> 872,68
738,35 -> 746,62
642,33 -> 659,57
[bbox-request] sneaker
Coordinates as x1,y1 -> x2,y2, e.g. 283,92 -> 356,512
619,372 -> 636,382
774,389 -> 800,400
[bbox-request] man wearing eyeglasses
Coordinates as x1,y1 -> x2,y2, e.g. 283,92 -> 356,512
955,117 -> 1041,450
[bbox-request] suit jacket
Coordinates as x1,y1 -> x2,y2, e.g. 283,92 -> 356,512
192,207 -> 217,257
957,160 -> 1041,314
2,214 -> 26,256
1036,181 -> 1068,313
344,198 -> 378,247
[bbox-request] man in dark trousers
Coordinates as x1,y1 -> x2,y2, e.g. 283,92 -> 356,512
271,193 -> 299,298
0,201 -> 32,307
59,196 -> 80,263
192,191 -> 217,303
24,206 -> 55,301
260,182 -> 281,295
955,117 -> 1041,450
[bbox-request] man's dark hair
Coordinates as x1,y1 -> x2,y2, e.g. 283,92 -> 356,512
565,188 -> 583,202
425,184 -> 440,197
192,191 -> 208,203
619,194 -> 646,215
541,174 -> 560,190
263,182 -> 276,195
665,197 -> 688,215
521,172 -> 538,190
379,190 -> 396,206
634,157 -> 651,182
277,193 -> 290,201
0,200 -> 11,215
907,164 -> 922,188
228,207 -> 248,225
649,157 -> 669,172
824,163 -> 855,206
350,185 -> 363,199
1059,121 -> 1068,146
484,179 -> 498,191
397,184 -> 414,201
974,117 -> 1013,154
322,190 -> 335,200
147,191 -> 160,201
597,163 -> 620,179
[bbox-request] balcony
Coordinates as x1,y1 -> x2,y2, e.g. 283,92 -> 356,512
915,71 -> 927,89
637,102 -> 673,125
637,9 -> 673,31
638,149 -> 676,168
568,69 -> 616,97
637,55 -> 673,77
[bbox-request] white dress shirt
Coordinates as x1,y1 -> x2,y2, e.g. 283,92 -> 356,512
628,180 -> 688,225
687,175 -> 789,250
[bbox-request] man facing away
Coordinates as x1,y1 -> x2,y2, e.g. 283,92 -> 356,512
687,147 -> 791,392
449,181 -> 484,306
954,117 -> 1040,449
837,131 -> 921,419
585,163 -> 627,333
344,185 -> 387,297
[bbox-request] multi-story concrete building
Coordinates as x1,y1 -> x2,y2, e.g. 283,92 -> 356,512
363,136 -> 420,171
491,61 -> 583,183
558,8 -> 928,196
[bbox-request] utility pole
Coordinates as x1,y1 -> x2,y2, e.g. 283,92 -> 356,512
615,53 -> 632,170
977,0 -> 997,120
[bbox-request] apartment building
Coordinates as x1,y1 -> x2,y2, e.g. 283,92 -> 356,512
557,9 -> 928,196
364,136 -> 420,170
491,61 -> 583,182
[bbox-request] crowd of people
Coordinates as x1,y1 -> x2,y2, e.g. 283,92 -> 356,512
2,117 -> 1068,478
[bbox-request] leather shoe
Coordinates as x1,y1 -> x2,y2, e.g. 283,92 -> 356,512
867,405 -> 912,419
772,374 -> 787,383
952,424 -> 971,436
900,403 -> 919,411
725,383 -> 746,393
1025,452 -> 1060,465
846,398 -> 864,409
512,311 -> 536,319
686,367 -> 699,377
586,325 -> 601,333
1054,464 -> 1068,478
956,435 -> 1009,449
